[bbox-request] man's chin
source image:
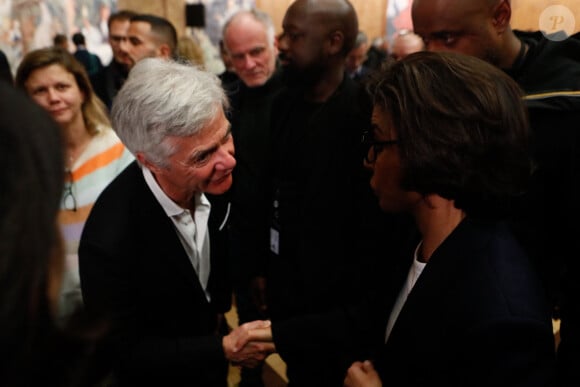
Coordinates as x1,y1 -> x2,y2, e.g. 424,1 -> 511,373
205,175 -> 233,195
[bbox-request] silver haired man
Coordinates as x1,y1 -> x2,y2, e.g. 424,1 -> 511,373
79,58 -> 274,386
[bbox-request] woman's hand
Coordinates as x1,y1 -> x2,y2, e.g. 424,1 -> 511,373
344,360 -> 382,387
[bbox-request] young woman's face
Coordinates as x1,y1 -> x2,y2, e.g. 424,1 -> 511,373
24,64 -> 85,128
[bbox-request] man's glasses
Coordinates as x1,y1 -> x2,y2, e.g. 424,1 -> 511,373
362,131 -> 398,164
63,170 -> 77,212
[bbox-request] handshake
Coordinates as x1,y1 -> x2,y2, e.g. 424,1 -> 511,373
222,320 -> 275,368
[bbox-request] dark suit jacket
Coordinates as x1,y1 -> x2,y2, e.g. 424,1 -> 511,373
79,162 -> 232,386
90,60 -> 128,111
374,218 -> 555,386
0,49 -> 12,84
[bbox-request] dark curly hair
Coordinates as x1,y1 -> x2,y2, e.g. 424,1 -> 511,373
367,51 -> 532,217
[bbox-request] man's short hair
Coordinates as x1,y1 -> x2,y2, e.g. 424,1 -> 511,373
112,58 -> 228,167
222,8 -> 276,50
53,34 -> 67,47
108,9 -> 138,29
354,30 -> 368,49
72,32 -> 85,46
130,14 -> 178,57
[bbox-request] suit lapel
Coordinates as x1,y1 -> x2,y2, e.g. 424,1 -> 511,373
132,164 -> 207,296
385,218 -> 486,345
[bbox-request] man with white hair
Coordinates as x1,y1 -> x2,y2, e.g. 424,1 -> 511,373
221,9 -> 284,385
79,58 -> 274,386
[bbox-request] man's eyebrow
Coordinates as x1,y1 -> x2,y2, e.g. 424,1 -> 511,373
188,125 -> 232,162
221,125 -> 232,142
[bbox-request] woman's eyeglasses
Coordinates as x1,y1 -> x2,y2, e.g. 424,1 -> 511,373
361,131 -> 398,164
63,169 -> 77,211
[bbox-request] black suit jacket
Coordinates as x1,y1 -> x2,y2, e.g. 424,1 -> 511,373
374,218 -> 555,386
90,60 -> 128,111
79,162 -> 231,386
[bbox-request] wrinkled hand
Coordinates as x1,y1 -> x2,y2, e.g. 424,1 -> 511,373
344,360 -> 382,387
223,320 -> 275,368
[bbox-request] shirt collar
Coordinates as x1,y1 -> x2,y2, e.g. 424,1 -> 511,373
142,166 -> 209,217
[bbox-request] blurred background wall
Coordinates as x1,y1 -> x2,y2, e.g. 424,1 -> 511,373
1,0 -> 578,76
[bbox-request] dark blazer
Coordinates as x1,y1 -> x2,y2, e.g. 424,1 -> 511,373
374,217 -> 556,386
79,162 -> 232,386
0,49 -> 12,84
90,60 -> 129,111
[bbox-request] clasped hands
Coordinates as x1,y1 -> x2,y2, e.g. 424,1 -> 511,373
222,320 -> 275,368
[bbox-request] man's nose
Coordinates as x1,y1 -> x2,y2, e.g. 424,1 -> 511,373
242,54 -> 257,69
215,143 -> 236,170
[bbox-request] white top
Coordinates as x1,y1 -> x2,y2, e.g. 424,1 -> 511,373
385,242 -> 427,342
143,167 -> 212,301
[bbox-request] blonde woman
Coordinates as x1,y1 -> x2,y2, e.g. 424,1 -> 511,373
177,35 -> 205,68
16,47 -> 134,324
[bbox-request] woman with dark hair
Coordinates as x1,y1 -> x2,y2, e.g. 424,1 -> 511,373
344,51 -> 555,386
0,83 -> 104,386
15,47 -> 134,324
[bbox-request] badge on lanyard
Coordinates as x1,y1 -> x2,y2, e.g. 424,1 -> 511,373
270,194 -> 280,255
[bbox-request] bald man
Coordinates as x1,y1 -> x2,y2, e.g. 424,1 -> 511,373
390,30 -> 424,60
253,0 -> 409,385
413,2 -> 580,385
221,9 -> 284,386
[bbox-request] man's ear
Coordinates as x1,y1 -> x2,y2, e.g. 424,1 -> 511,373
327,30 -> 344,55
158,43 -> 172,59
491,0 -> 511,33
136,152 -> 162,174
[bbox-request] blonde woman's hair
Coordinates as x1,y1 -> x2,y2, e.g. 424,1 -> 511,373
177,35 -> 205,69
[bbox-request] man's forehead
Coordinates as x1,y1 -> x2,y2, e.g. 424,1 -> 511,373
129,21 -> 152,35
413,0 -> 486,32
413,0 -> 487,19
110,19 -> 130,29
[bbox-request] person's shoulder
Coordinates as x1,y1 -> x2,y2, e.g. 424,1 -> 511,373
516,29 -> 580,62
89,125 -> 125,150
94,161 -> 139,200
513,30 -> 580,95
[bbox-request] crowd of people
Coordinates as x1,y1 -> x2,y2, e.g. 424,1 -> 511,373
1,1 -> 579,386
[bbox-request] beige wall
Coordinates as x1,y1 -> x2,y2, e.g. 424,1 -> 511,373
117,0 -> 186,34
256,0 -> 388,41
511,0 -> 580,33
117,0 -> 580,39
117,0 -> 389,40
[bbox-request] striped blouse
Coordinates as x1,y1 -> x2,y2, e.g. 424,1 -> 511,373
57,126 -> 134,323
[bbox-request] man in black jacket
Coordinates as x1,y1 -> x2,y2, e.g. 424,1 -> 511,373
259,0 -> 411,385
79,58 -> 273,386
221,8 -> 284,387
91,10 -> 136,110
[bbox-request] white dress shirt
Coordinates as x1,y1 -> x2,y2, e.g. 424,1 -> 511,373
142,167 -> 212,301
385,242 -> 426,342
